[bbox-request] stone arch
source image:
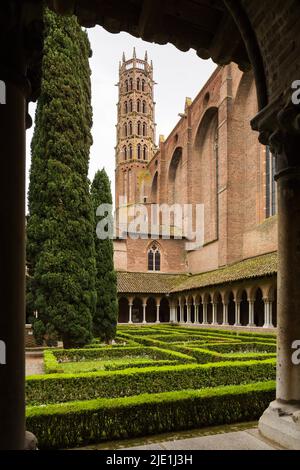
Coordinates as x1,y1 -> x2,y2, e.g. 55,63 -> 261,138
118,297 -> 129,323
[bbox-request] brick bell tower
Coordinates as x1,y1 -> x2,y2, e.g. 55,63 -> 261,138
115,48 -> 156,210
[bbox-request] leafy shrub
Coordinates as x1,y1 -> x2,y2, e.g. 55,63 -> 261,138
26,381 -> 276,449
26,359 -> 276,405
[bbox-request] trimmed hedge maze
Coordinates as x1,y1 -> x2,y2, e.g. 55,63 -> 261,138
26,325 -> 277,449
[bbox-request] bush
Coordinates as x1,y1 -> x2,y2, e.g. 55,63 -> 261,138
26,358 -> 276,405
26,381 -> 276,449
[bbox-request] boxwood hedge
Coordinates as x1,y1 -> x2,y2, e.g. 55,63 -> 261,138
26,359 -> 276,406
26,381 -> 276,449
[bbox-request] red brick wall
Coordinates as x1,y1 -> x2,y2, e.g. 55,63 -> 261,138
114,63 -> 278,276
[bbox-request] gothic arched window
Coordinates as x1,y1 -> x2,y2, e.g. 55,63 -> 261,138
125,80 -> 129,93
137,144 -> 141,160
129,144 -> 133,159
142,101 -> 147,113
142,123 -> 147,136
137,99 -> 141,113
142,79 -> 145,92
148,243 -> 161,271
137,121 -> 141,136
129,99 -> 133,112
129,121 -> 133,135
124,101 -> 128,114
143,145 -> 148,160
123,146 -> 127,161
129,78 -> 133,91
137,78 -> 140,90
124,123 -> 128,137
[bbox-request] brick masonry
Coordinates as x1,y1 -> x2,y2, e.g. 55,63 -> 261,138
114,59 -> 277,276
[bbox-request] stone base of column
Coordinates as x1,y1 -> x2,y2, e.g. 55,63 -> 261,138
234,323 -> 241,327
24,431 -> 38,450
259,400 -> 300,450
248,323 -> 256,327
222,323 -> 229,326
263,323 -> 274,329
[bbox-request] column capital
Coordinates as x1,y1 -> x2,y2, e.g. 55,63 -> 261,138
251,98 -> 300,178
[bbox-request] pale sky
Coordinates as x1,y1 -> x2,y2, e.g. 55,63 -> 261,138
25,26 -> 216,210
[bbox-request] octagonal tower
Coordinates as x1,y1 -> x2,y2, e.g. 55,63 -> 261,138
115,48 -> 156,209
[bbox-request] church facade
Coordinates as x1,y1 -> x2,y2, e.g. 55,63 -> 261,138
114,51 -> 277,329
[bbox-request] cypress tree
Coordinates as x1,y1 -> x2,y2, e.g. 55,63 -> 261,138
26,9 -> 96,348
91,169 -> 118,342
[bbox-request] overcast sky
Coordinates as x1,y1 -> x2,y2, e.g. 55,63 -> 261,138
25,25 -> 216,210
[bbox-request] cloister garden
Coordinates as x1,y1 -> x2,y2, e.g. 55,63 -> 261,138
26,324 -> 276,449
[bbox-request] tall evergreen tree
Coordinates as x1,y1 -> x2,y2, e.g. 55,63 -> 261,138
91,169 -> 118,342
26,9 -> 96,348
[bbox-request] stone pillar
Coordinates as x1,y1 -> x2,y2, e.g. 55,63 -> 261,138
268,301 -> 274,328
202,302 -> 208,325
222,302 -> 229,326
256,109 -> 300,449
186,303 -> 191,324
0,1 -> 44,449
263,299 -> 273,328
156,298 -> 161,324
128,302 -> 133,324
142,303 -> 147,324
212,302 -> 218,325
194,303 -> 199,324
179,299 -> 185,323
170,304 -> 177,323
234,300 -> 241,327
248,299 -> 255,327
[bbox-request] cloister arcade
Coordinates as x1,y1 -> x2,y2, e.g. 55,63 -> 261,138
118,277 -> 277,329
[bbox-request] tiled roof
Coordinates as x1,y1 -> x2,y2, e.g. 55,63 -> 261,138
117,272 -> 188,294
171,252 -> 277,294
117,252 -> 278,296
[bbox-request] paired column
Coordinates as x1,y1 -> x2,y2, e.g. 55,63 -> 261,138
142,302 -> 147,324
202,302 -> 208,325
194,303 -> 199,324
248,299 -> 255,327
234,300 -> 241,327
212,302 -> 218,325
156,298 -> 161,324
263,299 -> 274,328
222,302 -> 229,326
179,298 -> 185,323
186,302 -> 192,324
128,301 -> 133,324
